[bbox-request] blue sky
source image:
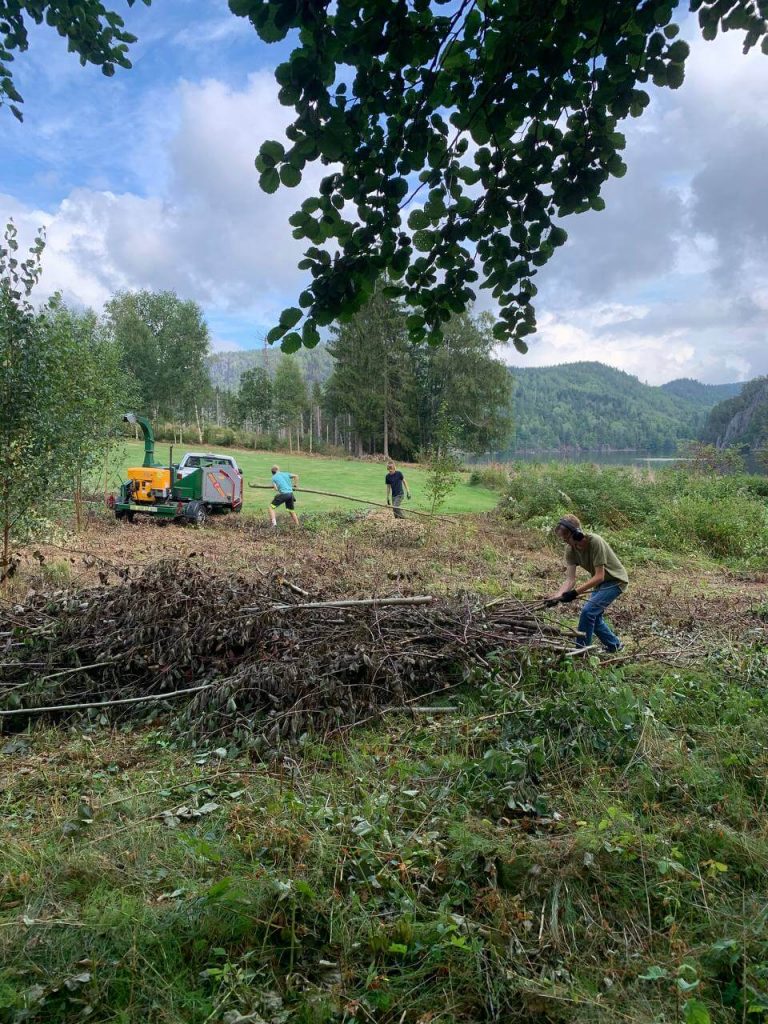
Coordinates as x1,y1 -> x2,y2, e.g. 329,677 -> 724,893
1,3 -> 767,383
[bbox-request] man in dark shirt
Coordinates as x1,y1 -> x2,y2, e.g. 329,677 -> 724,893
385,460 -> 411,519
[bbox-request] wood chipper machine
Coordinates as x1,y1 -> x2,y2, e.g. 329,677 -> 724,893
111,413 -> 243,524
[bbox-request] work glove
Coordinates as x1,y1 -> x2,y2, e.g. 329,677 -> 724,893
386,499 -> 391,506
560,589 -> 579,603
407,492 -> 412,500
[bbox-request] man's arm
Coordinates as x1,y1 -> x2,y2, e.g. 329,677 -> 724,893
401,475 -> 411,498
385,482 -> 392,505
549,565 -> 577,599
573,565 -> 605,596
290,473 -> 299,486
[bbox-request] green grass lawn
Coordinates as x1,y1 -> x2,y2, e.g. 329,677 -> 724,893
114,441 -> 499,516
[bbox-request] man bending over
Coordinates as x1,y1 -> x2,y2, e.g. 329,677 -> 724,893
269,465 -> 299,528
548,514 -> 628,653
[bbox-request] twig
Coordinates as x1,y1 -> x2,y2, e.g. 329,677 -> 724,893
0,683 -> 215,717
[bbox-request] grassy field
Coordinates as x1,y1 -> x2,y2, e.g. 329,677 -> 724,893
113,441 -> 499,516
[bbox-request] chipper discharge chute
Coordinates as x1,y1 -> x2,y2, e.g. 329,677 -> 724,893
111,413 -> 243,524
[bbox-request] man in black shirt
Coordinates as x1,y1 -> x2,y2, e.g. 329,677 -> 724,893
385,460 -> 411,519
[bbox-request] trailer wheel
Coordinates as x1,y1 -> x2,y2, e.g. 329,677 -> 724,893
115,510 -> 134,523
185,500 -> 207,526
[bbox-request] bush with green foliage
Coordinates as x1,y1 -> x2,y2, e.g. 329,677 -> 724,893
468,464 -> 510,491
500,464 -> 768,563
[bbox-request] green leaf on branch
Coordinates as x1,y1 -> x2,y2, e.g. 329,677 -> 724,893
280,332 -> 302,353
279,307 -> 303,329
683,1000 -> 711,1024
280,164 -> 302,187
260,168 -> 280,194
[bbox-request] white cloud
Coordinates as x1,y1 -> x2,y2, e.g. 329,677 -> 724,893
528,24 -> 768,383
2,72 -> 322,327
210,335 -> 244,353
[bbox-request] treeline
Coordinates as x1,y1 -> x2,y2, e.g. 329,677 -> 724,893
115,285 -> 512,460
508,362 -> 737,452
323,290 -> 512,458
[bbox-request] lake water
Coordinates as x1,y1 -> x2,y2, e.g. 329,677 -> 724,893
469,450 -> 766,474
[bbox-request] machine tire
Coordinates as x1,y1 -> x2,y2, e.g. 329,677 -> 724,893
185,500 -> 207,527
115,510 -> 135,523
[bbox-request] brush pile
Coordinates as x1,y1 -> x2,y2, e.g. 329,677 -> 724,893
1,560 -> 581,742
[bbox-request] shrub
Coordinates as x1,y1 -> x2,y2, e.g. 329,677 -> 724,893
499,462 -> 768,562
652,491 -> 767,558
203,425 -> 236,446
468,464 -> 510,491
501,463 -> 656,530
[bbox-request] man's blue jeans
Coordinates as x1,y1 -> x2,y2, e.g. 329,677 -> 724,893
576,583 -> 623,651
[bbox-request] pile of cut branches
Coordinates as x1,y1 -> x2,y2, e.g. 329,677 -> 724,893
1,561 -> 582,741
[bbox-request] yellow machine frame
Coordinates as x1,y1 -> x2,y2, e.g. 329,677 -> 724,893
126,466 -> 172,503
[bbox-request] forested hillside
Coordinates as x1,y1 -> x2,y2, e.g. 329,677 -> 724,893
208,345 -> 333,391
208,352 -> 747,454
701,376 -> 768,448
509,362 -> 742,451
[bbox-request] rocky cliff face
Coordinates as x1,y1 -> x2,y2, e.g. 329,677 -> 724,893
702,377 -> 768,448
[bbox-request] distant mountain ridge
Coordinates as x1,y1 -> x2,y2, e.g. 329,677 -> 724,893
508,362 -> 745,452
660,378 -> 742,404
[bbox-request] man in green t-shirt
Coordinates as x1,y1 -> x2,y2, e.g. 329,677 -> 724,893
547,514 -> 628,652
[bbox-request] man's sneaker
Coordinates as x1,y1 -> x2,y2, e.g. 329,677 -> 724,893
602,643 -> 623,655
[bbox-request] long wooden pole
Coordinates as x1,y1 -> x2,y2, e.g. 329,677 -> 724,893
247,483 -> 455,521
242,595 -> 435,613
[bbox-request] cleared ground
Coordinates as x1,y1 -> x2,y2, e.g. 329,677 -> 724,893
2,504 -> 767,1023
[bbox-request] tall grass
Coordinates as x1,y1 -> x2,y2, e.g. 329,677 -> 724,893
499,463 -> 768,562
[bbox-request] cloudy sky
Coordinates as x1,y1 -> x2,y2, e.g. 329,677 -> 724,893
1,2 -> 766,384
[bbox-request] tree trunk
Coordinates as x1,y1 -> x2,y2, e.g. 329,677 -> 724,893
383,359 -> 390,457
308,405 -> 313,454
74,467 -> 82,533
194,404 -> 204,444
2,478 -> 10,571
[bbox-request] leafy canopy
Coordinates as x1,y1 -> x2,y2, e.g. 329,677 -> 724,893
234,0 -> 767,352
0,0 -> 150,121
3,0 -> 765,353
